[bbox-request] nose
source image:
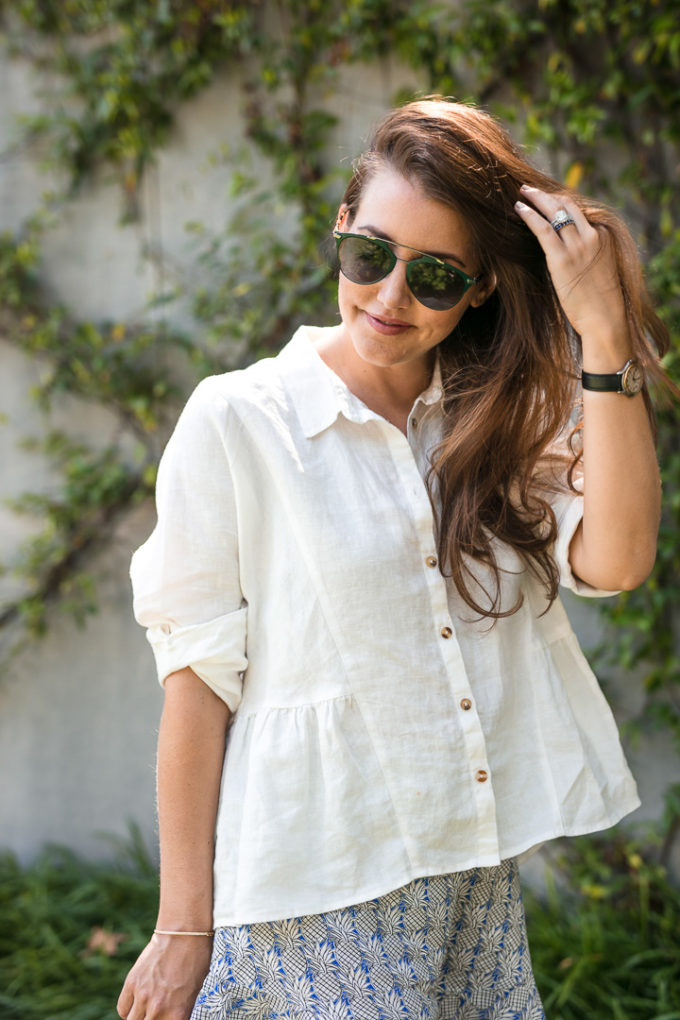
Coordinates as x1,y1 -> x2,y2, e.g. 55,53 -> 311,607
376,258 -> 411,311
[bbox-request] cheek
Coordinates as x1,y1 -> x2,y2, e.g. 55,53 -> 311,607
424,304 -> 466,342
339,274 -> 361,298
338,275 -> 369,318
435,294 -> 476,337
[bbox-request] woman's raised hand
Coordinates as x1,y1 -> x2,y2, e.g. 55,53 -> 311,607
515,186 -> 660,593
116,933 -> 212,1020
514,184 -> 628,349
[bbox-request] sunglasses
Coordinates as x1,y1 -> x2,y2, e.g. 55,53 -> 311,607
333,230 -> 480,311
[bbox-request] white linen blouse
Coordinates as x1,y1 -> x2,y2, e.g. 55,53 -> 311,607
130,324 -> 640,926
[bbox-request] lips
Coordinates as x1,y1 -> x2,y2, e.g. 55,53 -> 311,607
364,311 -> 411,335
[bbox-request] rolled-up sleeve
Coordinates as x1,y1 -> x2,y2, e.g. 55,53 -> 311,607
130,378 -> 247,711
551,474 -> 620,599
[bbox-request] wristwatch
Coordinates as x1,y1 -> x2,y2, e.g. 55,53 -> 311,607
581,358 -> 644,397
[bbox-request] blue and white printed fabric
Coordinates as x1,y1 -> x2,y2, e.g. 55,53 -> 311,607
191,860 -> 544,1019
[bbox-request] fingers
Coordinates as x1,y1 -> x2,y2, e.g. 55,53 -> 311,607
518,184 -> 587,228
515,185 -> 599,251
513,183 -> 625,338
117,983 -> 133,1019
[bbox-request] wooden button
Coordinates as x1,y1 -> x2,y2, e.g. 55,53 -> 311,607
425,556 -> 437,568
460,698 -> 472,711
440,626 -> 452,639
475,769 -> 488,783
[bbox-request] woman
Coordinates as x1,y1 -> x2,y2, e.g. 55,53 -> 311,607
117,98 -> 667,1020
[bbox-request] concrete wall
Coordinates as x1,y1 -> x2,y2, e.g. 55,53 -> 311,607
0,43 -> 676,877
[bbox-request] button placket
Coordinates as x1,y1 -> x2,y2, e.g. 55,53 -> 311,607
432,606 -> 494,826
386,426 -> 498,852
430,594 -> 494,827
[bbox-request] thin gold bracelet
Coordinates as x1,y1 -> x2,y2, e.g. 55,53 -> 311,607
153,928 -> 215,937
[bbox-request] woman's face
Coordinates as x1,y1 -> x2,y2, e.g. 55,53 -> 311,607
336,166 -> 491,377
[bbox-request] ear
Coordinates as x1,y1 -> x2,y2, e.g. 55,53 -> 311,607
470,272 -> 497,308
334,205 -> 350,232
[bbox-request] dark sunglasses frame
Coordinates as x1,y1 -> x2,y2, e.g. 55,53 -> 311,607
333,230 -> 480,310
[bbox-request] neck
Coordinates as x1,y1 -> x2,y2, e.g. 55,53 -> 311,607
316,326 -> 433,435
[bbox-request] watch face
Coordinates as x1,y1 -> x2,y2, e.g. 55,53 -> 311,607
622,360 -> 644,395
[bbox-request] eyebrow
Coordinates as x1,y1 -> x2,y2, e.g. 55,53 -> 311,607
357,224 -> 467,268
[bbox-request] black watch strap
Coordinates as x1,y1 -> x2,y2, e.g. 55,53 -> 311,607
581,369 -> 623,392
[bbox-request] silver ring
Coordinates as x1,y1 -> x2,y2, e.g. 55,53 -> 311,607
551,208 -> 575,232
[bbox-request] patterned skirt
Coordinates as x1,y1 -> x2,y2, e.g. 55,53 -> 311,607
190,858 -> 545,1019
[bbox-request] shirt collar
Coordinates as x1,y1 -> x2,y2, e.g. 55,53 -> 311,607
415,357 -> 443,408
278,325 -> 444,439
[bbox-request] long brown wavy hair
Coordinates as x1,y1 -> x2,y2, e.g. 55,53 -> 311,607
340,97 -> 670,619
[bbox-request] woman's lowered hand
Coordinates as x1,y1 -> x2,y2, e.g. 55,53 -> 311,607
117,933 -> 212,1020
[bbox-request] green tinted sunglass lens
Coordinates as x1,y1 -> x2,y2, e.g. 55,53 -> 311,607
341,236 -> 394,282
408,260 -> 465,310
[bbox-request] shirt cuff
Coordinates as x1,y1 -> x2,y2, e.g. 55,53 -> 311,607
555,495 -> 621,599
145,607 -> 248,712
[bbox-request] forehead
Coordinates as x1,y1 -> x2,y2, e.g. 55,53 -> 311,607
352,166 -> 472,258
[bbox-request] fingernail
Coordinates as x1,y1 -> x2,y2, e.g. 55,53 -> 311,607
515,200 -> 529,210
520,184 -> 532,192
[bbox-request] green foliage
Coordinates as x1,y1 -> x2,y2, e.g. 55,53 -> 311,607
0,231 -> 181,428
188,191 -> 338,372
0,225 -> 184,651
2,432 -> 152,638
525,834 -> 680,1018
0,829 -> 158,1020
0,0 -> 258,216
